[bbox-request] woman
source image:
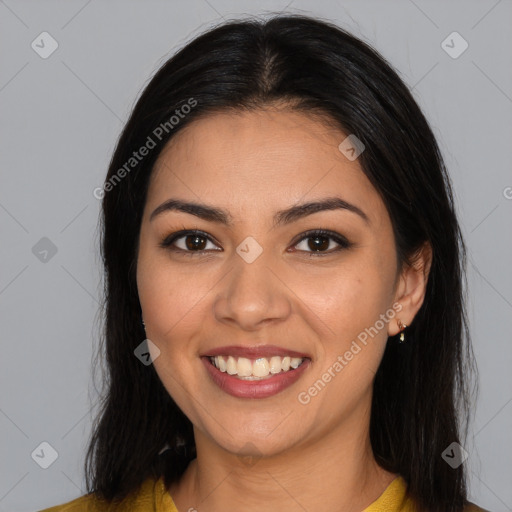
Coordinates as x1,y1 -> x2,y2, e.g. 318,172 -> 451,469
41,14 -> 488,512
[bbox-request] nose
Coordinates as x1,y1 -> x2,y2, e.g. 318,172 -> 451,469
213,252 -> 292,331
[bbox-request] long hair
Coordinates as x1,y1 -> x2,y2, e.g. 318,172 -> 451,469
85,14 -> 477,512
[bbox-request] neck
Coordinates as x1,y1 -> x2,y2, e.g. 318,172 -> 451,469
169,415 -> 398,512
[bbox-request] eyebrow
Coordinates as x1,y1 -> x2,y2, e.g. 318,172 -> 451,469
149,197 -> 370,226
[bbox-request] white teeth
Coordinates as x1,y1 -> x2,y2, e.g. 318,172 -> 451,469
226,356 -> 237,375
269,356 -> 282,374
210,355 -> 306,378
253,358 -> 270,377
218,356 -> 227,372
290,357 -> 302,369
237,357 -> 253,377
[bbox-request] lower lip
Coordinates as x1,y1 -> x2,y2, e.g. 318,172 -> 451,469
201,357 -> 311,399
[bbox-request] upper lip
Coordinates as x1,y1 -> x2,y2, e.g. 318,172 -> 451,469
201,345 -> 311,359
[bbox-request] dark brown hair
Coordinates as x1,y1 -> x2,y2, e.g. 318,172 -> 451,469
86,14 -> 477,512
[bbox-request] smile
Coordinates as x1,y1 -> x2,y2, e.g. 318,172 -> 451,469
209,355 -> 305,379
202,355 -> 311,399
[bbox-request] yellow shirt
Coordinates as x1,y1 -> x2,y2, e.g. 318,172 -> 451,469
39,475 -> 487,512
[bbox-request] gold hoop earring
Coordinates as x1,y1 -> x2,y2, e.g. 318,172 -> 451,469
397,320 -> 407,343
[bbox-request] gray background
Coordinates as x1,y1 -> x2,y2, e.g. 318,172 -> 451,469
1,1 -> 511,511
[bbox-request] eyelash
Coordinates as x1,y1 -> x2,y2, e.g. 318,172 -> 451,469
159,229 -> 352,257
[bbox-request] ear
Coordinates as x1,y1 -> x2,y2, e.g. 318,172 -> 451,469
388,241 -> 433,336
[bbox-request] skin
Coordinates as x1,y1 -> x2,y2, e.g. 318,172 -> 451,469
136,106 -> 432,512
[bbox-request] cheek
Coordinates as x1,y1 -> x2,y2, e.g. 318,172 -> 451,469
137,250 -> 214,346
137,255 -> 207,409
291,257 -> 393,338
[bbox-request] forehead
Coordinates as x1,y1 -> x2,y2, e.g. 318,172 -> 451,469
147,108 -> 386,227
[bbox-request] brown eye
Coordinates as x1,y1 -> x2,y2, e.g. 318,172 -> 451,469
184,234 -> 208,251
160,230 -> 221,253
292,229 -> 352,255
306,235 -> 330,252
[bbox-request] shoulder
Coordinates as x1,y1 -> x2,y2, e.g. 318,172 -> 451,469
464,502 -> 491,512
38,493 -> 104,512
38,477 -> 177,512
388,476 -> 490,512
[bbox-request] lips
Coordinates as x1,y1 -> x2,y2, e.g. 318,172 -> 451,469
201,344 -> 311,360
201,355 -> 311,399
199,344 -> 312,398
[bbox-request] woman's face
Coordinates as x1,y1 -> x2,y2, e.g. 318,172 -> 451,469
137,107 -> 411,458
